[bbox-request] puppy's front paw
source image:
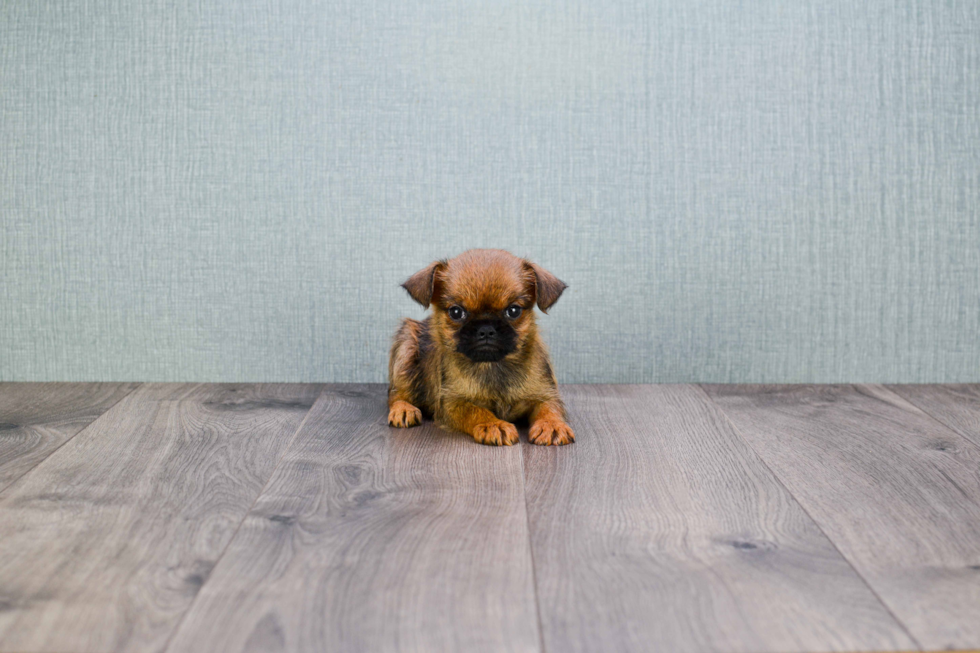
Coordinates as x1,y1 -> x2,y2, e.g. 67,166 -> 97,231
388,400 -> 422,428
529,419 -> 575,446
472,421 -> 519,446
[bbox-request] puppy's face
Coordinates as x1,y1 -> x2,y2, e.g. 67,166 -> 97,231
440,257 -> 531,363
402,249 -> 566,364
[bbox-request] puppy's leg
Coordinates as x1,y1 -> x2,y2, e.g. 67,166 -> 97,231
441,400 -> 519,446
528,400 -> 575,446
388,319 -> 424,428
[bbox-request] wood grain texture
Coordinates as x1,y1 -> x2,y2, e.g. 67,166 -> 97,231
0,382 -> 139,492
523,384 -> 914,653
888,384 -> 980,449
703,384 -> 980,651
167,384 -> 539,653
0,382 -> 320,653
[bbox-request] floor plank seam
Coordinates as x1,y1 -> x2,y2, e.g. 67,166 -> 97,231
519,439 -> 548,653
886,387 -> 980,456
694,383 -> 925,652
158,384 -> 325,653
0,382 -> 144,497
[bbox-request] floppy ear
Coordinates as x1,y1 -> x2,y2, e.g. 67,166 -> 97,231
401,260 -> 447,308
523,260 -> 567,312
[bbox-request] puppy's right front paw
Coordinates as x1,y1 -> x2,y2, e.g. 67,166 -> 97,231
472,421 -> 519,446
388,400 -> 422,428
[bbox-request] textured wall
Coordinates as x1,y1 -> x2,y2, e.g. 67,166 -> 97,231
2,0 -> 979,383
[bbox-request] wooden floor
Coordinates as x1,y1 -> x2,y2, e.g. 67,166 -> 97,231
0,384 -> 978,653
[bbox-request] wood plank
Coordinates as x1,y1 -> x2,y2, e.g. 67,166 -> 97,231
0,382 -> 321,653
523,384 -> 914,653
0,383 -> 140,492
703,384 -> 980,651
888,384 -> 980,449
166,384 -> 539,653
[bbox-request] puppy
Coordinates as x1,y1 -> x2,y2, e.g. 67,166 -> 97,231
387,249 -> 574,446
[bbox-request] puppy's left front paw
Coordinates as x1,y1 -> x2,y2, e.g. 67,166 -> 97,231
529,419 -> 575,446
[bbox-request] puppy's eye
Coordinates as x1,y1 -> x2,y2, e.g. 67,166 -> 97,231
448,306 -> 466,321
505,305 -> 522,319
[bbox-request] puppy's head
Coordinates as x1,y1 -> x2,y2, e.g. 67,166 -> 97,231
402,249 -> 566,364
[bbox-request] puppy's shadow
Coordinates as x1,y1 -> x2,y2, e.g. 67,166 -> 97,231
382,413 -> 540,448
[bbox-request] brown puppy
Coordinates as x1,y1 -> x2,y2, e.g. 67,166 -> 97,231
388,249 -> 574,446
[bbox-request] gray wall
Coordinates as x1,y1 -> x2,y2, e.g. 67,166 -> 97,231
2,0 -> 979,383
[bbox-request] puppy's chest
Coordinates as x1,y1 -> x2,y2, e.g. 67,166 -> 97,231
444,368 -> 531,419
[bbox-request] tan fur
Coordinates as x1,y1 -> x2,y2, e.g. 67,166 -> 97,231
388,249 -> 574,446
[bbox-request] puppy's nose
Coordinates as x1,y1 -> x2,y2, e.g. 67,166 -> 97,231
476,324 -> 497,341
